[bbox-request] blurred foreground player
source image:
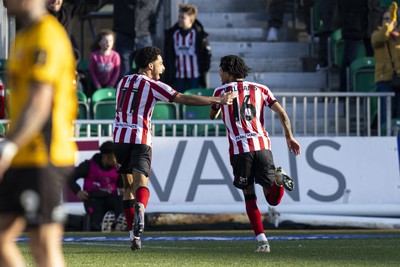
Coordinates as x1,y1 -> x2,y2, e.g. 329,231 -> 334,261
0,0 -> 77,266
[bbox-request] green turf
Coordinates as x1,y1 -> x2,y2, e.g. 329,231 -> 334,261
17,230 -> 400,266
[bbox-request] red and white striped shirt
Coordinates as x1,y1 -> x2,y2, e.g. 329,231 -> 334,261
212,81 -> 277,156
113,74 -> 178,146
173,28 -> 200,79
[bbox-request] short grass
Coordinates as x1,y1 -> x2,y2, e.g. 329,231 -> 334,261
18,230 -> 400,266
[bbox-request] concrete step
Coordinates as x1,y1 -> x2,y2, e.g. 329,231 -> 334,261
210,57 -> 303,72
188,0 -> 268,13
207,27 -> 266,41
210,41 -> 309,59
207,72 -> 325,92
197,12 -> 268,28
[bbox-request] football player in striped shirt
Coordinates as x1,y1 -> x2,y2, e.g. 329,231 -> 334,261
112,46 -> 235,251
210,55 -> 301,253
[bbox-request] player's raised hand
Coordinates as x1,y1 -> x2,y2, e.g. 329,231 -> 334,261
0,140 -> 18,181
390,1 -> 398,22
286,137 -> 301,156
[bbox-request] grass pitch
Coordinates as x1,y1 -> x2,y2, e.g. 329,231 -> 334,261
18,230 -> 400,266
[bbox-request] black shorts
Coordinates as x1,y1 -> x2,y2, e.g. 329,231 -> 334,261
0,165 -> 73,227
114,143 -> 152,177
230,149 -> 276,188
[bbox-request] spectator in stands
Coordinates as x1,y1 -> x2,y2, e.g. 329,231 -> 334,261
337,0 -> 381,91
89,29 -> 121,93
113,0 -> 159,79
315,0 -> 338,72
266,0 -> 313,42
164,3 -> 211,93
68,141 -> 124,232
46,0 -> 107,64
371,7 -> 400,125
113,46 -> 235,251
209,55 -> 300,253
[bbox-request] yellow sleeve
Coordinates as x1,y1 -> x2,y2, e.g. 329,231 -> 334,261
29,19 -> 74,85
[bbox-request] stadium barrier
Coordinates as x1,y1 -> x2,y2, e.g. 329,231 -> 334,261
71,92 -> 397,137
1,92 -> 396,137
60,136 -> 400,229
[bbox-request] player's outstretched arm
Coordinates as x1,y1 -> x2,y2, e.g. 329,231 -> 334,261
0,82 -> 53,179
270,102 -> 301,156
172,92 -> 236,106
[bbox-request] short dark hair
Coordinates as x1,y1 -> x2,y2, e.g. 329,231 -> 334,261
219,55 -> 251,79
135,46 -> 161,69
99,141 -> 114,154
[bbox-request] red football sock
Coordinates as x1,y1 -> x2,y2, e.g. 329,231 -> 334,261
267,182 -> 285,206
245,198 -> 264,236
135,187 -> 150,208
123,200 -> 135,231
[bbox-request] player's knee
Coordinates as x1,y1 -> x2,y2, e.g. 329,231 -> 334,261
124,184 -> 134,193
266,194 -> 281,206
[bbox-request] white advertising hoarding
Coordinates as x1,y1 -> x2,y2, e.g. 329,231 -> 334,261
68,137 -> 400,216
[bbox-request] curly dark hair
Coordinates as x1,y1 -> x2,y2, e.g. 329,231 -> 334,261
219,55 -> 251,79
135,46 -> 162,69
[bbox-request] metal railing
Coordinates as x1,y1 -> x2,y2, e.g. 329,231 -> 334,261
0,92 -> 396,138
271,92 -> 395,137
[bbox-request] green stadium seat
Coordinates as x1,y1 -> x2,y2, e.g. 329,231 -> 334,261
349,57 -> 376,92
77,90 -> 90,119
380,0 -> 400,9
91,87 -> 116,106
380,118 -> 399,136
77,59 -> 92,95
76,90 -> 90,136
183,88 -> 213,96
77,59 -> 89,72
0,123 -> 6,137
312,1 -> 322,34
331,29 -> 366,68
152,102 -> 179,136
91,88 -> 116,136
348,57 -> 377,129
0,59 -> 7,86
183,88 -> 226,136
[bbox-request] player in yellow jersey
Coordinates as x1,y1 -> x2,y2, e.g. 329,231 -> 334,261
0,0 -> 77,266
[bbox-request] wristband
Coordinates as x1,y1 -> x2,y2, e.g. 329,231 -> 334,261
0,139 -> 18,161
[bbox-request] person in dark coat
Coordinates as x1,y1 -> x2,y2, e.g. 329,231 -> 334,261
113,0 -> 159,79
163,3 -> 211,92
338,0 -> 381,91
46,0 -> 107,63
